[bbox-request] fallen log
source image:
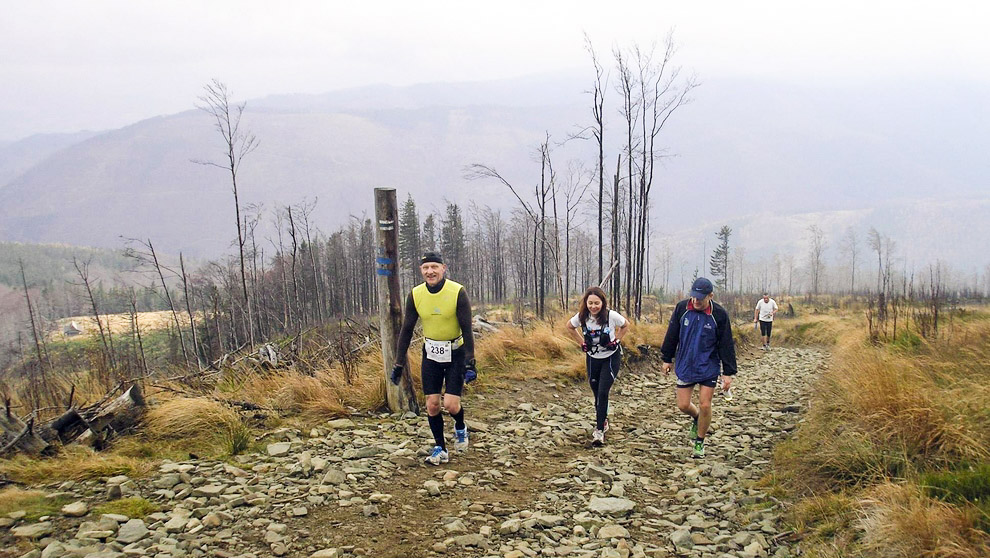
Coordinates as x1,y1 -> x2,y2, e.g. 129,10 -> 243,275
83,384 -> 145,435
43,408 -> 92,444
0,415 -> 50,457
71,384 -> 146,449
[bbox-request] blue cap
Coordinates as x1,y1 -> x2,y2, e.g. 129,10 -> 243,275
690,277 -> 714,299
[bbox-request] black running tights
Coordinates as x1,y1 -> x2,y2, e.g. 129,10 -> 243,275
587,351 -> 621,430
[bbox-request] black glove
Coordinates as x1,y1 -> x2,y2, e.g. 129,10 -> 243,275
390,364 -> 403,385
605,340 -> 620,351
465,359 -> 477,383
581,343 -> 589,353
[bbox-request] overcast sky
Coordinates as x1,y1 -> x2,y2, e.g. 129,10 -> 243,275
2,0 -> 988,142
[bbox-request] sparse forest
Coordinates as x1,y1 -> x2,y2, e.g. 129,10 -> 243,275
0,34 -> 989,559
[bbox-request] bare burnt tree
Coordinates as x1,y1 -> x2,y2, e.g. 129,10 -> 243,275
286,205 -> 302,329
123,239 -> 190,366
840,226 -> 860,294
18,260 -> 49,374
631,35 -> 698,317
807,224 -> 827,295
128,288 -> 148,376
194,79 -> 259,347
297,199 -> 325,324
179,253 -> 203,369
466,134 -> 563,318
71,257 -> 116,373
562,161 -> 593,299
614,47 -> 636,314
584,33 -> 607,283
610,154 -> 622,304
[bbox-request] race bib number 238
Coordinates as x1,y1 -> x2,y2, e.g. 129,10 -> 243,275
425,339 -> 452,363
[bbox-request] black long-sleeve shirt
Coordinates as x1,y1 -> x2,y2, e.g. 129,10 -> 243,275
394,278 -> 475,366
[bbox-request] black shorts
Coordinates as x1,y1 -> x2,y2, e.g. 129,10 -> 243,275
421,346 -> 466,396
759,320 -> 773,337
676,376 -> 719,389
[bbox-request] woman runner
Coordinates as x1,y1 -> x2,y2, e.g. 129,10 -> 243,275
565,287 -> 630,446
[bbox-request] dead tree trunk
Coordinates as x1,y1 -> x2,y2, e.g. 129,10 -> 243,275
375,188 -> 420,414
180,253 -> 204,369
18,260 -> 48,373
72,257 -> 116,373
74,384 -> 146,447
148,240 -> 190,366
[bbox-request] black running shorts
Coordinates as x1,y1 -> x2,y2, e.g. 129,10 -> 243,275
421,346 -> 466,396
759,320 -> 773,337
676,376 -> 718,389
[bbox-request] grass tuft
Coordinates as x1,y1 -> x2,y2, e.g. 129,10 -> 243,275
0,445 -> 153,485
0,488 -> 73,521
859,483 -> 989,557
91,497 -> 159,519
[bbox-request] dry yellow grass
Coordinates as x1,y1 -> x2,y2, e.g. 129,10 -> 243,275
0,445 -> 154,485
50,310 -> 183,340
144,397 -> 243,440
777,306 -> 990,555
218,348 -> 390,422
859,483 -> 990,557
475,322 -> 585,382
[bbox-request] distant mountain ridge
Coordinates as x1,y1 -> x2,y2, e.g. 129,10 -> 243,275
0,74 -> 986,272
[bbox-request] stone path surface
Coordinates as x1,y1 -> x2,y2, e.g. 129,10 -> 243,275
2,347 -> 826,558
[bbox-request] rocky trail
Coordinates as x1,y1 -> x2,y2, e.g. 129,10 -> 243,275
2,347 -> 826,558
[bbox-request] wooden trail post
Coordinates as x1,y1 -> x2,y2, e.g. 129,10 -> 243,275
375,188 -> 419,414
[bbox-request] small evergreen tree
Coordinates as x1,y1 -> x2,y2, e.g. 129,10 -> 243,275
440,202 -> 465,276
422,214 -> 437,253
709,225 -> 731,291
398,194 -> 421,288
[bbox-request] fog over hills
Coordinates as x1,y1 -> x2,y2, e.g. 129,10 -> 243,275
0,73 -> 986,275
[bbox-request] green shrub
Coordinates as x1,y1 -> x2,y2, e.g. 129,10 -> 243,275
921,463 -> 990,505
891,329 -> 923,352
223,424 -> 253,456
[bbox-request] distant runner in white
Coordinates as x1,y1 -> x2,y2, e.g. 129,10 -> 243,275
753,292 -> 778,350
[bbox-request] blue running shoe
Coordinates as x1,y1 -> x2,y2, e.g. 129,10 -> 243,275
454,427 -> 469,451
425,445 -> 449,465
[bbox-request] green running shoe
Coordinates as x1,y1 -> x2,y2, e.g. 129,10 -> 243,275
692,438 -> 705,459
689,417 -> 698,440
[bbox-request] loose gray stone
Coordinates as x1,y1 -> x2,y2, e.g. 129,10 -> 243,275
153,474 -> 181,489
711,463 -> 730,478
597,524 -> 630,539
342,446 -> 382,459
500,519 -> 522,534
584,465 -> 614,482
12,522 -> 53,539
588,497 -> 636,516
454,534 -> 487,548
670,528 -> 694,549
267,442 -> 292,457
424,480 -> 442,497
61,501 -> 89,517
115,519 -> 149,544
322,469 -> 347,485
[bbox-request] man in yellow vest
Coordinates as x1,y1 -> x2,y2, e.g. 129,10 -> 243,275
391,251 -> 476,465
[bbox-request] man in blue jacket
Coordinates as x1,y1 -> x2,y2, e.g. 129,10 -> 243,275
660,277 -> 737,458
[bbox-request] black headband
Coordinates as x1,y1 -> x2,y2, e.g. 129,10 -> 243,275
421,251 -> 443,265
